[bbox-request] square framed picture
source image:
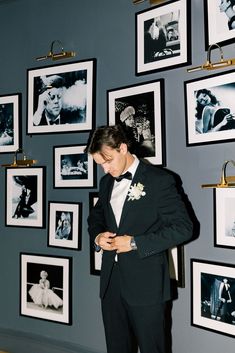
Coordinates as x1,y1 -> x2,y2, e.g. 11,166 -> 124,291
185,69 -> 235,146
108,80 -> 166,165
136,0 -> 191,75
20,253 -> 72,325
48,201 -> 82,250
89,192 -> 102,275
191,259 -> 235,338
168,245 -> 185,288
5,167 -> 46,228
0,93 -> 21,153
214,188 -> 235,249
53,144 -> 96,188
27,59 -> 96,135
204,0 -> 235,49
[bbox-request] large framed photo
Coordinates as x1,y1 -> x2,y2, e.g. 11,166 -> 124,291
185,70 -> 235,146
191,259 -> 235,338
27,59 -> 95,134
89,192 -> 102,275
20,253 -> 72,325
53,144 -> 96,188
0,93 -> 21,153
108,80 -> 166,165
5,167 -> 46,228
48,201 -> 82,250
204,0 -> 235,49
168,245 -> 185,288
214,188 -> 235,249
136,0 -> 191,75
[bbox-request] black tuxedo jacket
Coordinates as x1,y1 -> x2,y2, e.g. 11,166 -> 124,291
88,160 -> 193,305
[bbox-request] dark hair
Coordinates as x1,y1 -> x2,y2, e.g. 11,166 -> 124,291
84,125 -> 131,155
195,89 -> 220,120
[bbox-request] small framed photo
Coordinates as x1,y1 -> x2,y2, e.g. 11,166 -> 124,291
5,167 -> 46,228
168,245 -> 185,288
27,59 -> 96,135
136,0 -> 191,75
185,69 -> 235,146
48,201 -> 82,250
108,80 -> 166,165
20,253 -> 72,325
191,259 -> 235,338
53,144 -> 96,188
204,0 -> 235,49
89,192 -> 102,275
214,188 -> 235,249
0,93 -> 21,153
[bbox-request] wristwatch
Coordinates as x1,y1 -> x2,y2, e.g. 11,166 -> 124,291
130,236 -> 137,250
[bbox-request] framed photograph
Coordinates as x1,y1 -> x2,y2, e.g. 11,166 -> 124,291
204,0 -> 235,49
48,201 -> 82,250
191,259 -> 235,338
5,167 -> 46,228
136,0 -> 191,75
20,253 -> 72,325
168,245 -> 185,288
89,192 -> 102,275
53,144 -> 96,188
27,59 -> 96,134
108,80 -> 166,165
185,69 -> 235,146
214,188 -> 235,249
0,93 -> 21,153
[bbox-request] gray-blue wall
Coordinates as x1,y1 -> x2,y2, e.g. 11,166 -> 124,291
0,1 -> 234,352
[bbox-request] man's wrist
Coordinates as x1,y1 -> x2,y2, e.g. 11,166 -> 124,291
130,236 -> 137,250
94,233 -> 102,252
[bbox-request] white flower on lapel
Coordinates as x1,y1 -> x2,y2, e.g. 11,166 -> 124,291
127,182 -> 146,201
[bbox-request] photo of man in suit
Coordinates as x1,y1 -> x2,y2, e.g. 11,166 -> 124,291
85,125 -> 193,353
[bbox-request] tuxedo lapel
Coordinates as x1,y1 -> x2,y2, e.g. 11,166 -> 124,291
105,177 -> 118,230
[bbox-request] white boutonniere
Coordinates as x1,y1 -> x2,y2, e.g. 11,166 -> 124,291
127,182 -> 146,201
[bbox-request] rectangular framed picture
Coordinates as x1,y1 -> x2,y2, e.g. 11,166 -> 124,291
191,259 -> 235,338
214,188 -> 235,249
53,144 -> 96,188
5,167 -> 46,228
0,93 -> 21,153
204,0 -> 235,49
168,245 -> 185,288
185,69 -> 235,146
27,59 -> 96,135
108,80 -> 166,165
48,201 -> 82,250
89,192 -> 102,275
20,253 -> 72,325
136,0 -> 191,75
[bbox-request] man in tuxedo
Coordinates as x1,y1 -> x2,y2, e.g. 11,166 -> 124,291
86,125 -> 193,353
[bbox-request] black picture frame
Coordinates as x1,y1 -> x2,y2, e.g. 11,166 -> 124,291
191,258 -> 235,338
168,245 -> 185,288
20,253 -> 72,325
48,201 -> 82,250
5,166 -> 46,228
0,93 -> 21,153
107,79 -> 166,166
27,59 -> 96,135
53,144 -> 96,189
136,0 -> 191,75
89,192 -> 102,275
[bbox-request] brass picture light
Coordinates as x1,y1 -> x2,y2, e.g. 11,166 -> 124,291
1,149 -> 37,168
133,0 -> 166,5
36,40 -> 76,61
201,160 -> 235,188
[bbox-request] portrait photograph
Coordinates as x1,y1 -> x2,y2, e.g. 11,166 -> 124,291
204,0 -> 235,49
108,80 -> 166,166
214,188 -> 235,249
20,253 -> 72,325
191,259 -> 235,338
5,167 -> 46,228
136,0 -> 191,75
53,144 -> 96,188
48,201 -> 82,250
185,69 -> 235,146
0,93 -> 21,153
89,192 -> 102,275
27,59 -> 95,134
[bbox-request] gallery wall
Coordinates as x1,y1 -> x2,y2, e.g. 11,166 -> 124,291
0,0 -> 235,353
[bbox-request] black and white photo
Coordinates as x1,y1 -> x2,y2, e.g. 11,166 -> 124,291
108,80 -> 165,165
20,253 -> 72,324
48,201 -> 82,250
27,59 -> 95,134
5,167 -> 46,228
89,192 -> 102,275
168,245 -> 185,288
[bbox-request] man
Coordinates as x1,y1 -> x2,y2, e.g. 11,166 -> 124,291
86,125 -> 193,353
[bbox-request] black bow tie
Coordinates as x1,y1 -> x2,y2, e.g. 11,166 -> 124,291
115,171 -> 132,182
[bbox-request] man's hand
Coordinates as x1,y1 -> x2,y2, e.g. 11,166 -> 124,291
109,235 -> 132,253
96,232 -> 116,251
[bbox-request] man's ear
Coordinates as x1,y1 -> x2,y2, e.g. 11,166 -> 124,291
119,143 -> 128,154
